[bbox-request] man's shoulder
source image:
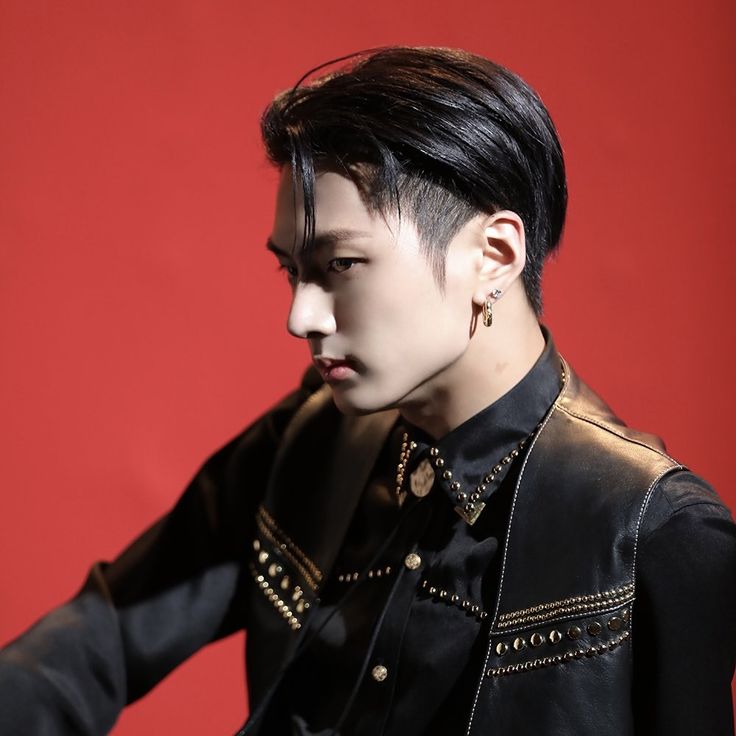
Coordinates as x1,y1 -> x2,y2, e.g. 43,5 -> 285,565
554,361 -> 675,465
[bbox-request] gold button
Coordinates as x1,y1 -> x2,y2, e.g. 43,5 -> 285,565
371,665 -> 388,682
404,553 -> 422,570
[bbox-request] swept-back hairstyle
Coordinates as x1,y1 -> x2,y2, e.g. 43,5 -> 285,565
261,46 -> 567,315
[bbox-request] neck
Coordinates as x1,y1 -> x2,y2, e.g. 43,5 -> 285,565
398,296 -> 545,440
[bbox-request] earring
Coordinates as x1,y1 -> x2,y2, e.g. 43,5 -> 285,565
482,299 -> 494,327
482,289 -> 502,328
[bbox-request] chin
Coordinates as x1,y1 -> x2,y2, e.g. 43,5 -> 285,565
329,383 -> 400,417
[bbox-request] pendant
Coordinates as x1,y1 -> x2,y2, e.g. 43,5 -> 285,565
455,501 -> 486,525
409,459 -> 435,497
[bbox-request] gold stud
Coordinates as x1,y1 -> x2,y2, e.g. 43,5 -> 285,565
258,551 -> 269,564
530,632 -> 545,647
513,637 -> 526,651
587,621 -> 602,636
253,539 -> 261,552
495,642 -> 509,656
549,630 -> 562,644
280,577 -> 290,590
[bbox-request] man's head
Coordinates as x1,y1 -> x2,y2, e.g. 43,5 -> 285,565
261,46 -> 567,315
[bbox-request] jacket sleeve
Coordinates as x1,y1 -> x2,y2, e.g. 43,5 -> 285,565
0,369 -> 323,735
632,470 -> 736,735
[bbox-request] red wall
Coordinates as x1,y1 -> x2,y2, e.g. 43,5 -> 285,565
1,1 -> 734,732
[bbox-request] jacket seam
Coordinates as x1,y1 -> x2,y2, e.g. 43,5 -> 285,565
555,403 -> 679,464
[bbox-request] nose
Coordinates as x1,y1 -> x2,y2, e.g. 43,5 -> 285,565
287,281 -> 337,339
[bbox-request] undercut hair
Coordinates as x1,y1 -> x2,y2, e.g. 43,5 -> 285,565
261,46 -> 567,315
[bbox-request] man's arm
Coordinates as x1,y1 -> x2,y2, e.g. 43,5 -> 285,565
0,369 -> 322,735
632,471 -> 736,734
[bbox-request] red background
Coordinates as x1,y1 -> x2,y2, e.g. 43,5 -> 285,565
1,1 -> 734,732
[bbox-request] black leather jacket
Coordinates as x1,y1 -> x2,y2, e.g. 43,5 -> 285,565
0,359 -> 734,735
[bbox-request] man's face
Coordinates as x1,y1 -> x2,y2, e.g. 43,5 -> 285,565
268,168 -> 483,415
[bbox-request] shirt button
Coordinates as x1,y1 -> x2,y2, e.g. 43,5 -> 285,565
404,553 -> 422,570
371,665 -> 388,682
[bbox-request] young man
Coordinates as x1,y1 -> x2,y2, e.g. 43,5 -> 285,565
1,47 -> 734,735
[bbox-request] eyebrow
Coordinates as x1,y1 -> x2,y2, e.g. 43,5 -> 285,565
266,228 -> 371,258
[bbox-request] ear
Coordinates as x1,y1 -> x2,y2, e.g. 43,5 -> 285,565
471,210 -> 526,307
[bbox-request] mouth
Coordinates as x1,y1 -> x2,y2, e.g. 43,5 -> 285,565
313,357 -> 358,383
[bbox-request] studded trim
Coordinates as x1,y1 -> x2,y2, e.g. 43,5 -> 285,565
248,561 -> 307,631
255,505 -> 322,591
337,565 -> 393,583
420,578 -> 489,622
249,535 -> 315,631
486,605 -> 631,677
487,630 -> 630,677
494,582 -> 634,631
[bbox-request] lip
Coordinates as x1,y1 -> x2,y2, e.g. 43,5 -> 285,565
313,357 -> 357,383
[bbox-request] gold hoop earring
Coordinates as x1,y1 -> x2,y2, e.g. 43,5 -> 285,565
482,299 -> 493,327
482,289 -> 502,328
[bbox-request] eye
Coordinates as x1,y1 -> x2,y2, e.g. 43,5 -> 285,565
277,263 -> 298,280
327,257 -> 363,274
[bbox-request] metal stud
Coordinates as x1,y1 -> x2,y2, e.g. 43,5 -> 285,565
443,470 -> 452,480
549,629 -> 562,644
496,642 -> 509,656
587,621 -> 602,636
513,637 -> 526,651
608,616 -> 624,631
530,632 -> 545,647
567,625 -> 582,640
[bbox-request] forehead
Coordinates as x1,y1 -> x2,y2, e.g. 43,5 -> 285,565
270,168 -> 387,252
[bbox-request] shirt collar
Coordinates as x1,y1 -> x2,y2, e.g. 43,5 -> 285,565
400,326 -> 563,514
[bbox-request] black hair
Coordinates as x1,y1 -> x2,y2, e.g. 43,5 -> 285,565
261,46 -> 567,315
